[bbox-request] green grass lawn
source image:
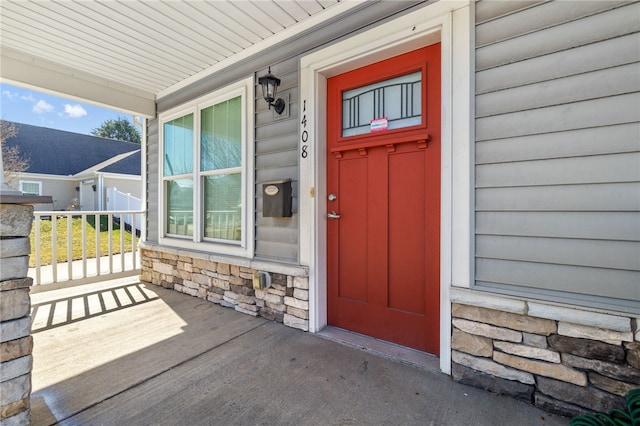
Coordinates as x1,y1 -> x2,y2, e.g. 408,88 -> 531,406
29,216 -> 138,267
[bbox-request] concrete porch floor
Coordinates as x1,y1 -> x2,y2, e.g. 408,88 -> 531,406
30,277 -> 570,425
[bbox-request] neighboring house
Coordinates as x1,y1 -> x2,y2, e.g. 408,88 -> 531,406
2,0 -> 638,418
4,122 -> 141,211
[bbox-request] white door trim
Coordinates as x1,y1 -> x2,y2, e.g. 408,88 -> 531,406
299,1 -> 474,374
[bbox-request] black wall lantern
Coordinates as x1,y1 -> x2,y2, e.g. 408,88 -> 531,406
258,67 -> 285,114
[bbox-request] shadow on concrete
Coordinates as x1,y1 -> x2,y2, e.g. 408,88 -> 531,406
30,279 -> 570,426
31,283 -> 158,333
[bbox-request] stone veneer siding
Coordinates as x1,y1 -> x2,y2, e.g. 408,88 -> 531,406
1,203 -> 37,426
140,245 -> 310,331
450,298 -> 640,418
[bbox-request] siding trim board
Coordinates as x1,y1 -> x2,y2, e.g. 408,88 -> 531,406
474,0 -> 640,312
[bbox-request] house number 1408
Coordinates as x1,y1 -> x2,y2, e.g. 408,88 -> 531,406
300,100 -> 309,158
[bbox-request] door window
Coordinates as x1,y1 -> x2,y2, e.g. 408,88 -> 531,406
342,71 -> 422,137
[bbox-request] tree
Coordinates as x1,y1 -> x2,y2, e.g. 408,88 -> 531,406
1,120 -> 30,188
91,116 -> 141,144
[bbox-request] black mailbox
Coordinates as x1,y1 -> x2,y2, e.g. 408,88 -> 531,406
263,180 -> 292,217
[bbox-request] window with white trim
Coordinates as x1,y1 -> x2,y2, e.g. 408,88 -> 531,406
159,78 -> 254,257
19,180 -> 41,196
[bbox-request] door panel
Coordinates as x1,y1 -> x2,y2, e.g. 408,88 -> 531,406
327,44 -> 441,354
388,150 -> 426,315
337,157 -> 369,302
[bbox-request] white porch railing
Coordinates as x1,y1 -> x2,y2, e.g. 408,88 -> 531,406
29,210 -> 145,290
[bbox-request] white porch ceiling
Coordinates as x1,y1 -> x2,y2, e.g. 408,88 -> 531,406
0,0 -> 354,116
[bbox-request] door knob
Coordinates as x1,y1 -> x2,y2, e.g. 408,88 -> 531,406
327,211 -> 341,219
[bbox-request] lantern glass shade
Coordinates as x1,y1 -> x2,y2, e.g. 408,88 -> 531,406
259,71 -> 280,104
258,68 -> 285,114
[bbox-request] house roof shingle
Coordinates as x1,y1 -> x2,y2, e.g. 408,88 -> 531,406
99,150 -> 141,175
4,122 -> 141,176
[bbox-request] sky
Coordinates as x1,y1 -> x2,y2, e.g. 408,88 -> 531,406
0,82 -> 136,135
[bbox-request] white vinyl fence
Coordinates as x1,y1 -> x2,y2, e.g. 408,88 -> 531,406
106,187 -> 142,232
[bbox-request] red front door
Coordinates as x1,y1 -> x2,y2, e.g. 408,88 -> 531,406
326,45 -> 441,354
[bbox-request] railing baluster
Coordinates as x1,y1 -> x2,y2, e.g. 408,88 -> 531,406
95,214 -> 100,277
82,214 -> 87,278
108,213 -> 113,274
51,215 -> 57,283
120,214 -> 125,272
131,214 -> 137,268
67,214 -> 73,280
35,214 -> 41,286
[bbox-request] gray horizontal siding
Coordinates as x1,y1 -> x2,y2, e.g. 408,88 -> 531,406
476,123 -> 640,164
476,212 -> 640,242
476,153 -> 640,187
255,149 -> 300,170
476,33 -> 640,95
475,1 -> 544,25
476,93 -> 640,141
476,183 -> 640,211
254,116 -> 299,144
255,225 -> 299,244
474,0 -> 640,309
255,133 -> 299,156
476,1 -> 630,47
146,119 -> 159,243
254,56 -> 300,262
476,259 -> 639,301
254,240 -> 298,261
476,2 -> 640,71
476,63 -> 640,118
477,236 -> 640,271
255,166 -> 299,183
